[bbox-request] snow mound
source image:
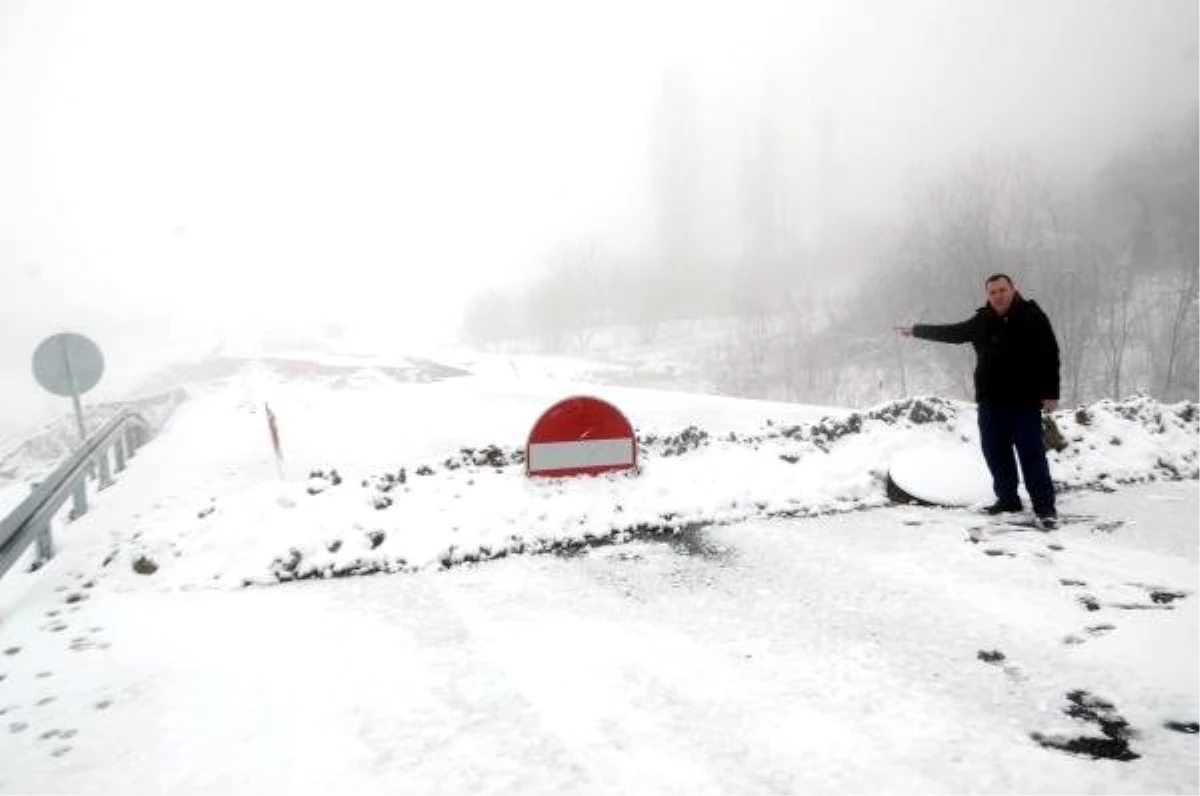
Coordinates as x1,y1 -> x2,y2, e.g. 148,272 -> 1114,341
1049,397 -> 1199,487
91,395 -> 1198,588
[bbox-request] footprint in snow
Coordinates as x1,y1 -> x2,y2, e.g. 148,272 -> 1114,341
1164,721 -> 1199,734
1148,589 -> 1189,605
1063,624 -> 1115,645
1070,583 -> 1189,613
1030,690 -> 1140,762
69,637 -> 109,652
977,649 -> 1026,681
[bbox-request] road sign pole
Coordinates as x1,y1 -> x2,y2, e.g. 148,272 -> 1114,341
60,336 -> 88,445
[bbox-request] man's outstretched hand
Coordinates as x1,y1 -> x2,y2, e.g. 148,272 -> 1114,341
1042,399 -> 1058,412
895,326 -> 914,337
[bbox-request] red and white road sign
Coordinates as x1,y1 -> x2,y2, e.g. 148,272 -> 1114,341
526,396 -> 638,478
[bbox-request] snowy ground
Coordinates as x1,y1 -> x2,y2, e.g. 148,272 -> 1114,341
0,352 -> 1196,794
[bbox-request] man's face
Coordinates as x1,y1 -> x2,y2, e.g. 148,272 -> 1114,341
987,279 -> 1015,315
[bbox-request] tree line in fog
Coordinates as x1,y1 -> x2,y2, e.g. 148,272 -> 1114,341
461,91 -> 1197,409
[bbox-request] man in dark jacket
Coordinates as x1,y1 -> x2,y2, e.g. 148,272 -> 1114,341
897,273 -> 1061,528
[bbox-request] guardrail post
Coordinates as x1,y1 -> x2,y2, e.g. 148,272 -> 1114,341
35,522 -> 54,562
114,437 -> 127,472
97,448 -> 114,490
125,426 -> 141,458
69,478 -> 89,521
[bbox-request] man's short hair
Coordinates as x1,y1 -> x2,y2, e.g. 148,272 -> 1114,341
985,273 -> 1014,287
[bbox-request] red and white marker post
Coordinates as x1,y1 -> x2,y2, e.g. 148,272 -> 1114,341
525,396 -> 638,478
264,402 -> 284,478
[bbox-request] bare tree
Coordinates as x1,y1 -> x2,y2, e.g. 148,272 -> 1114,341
1029,199 -> 1103,407
1086,110 -> 1199,400
1153,266 -> 1199,400
1151,117 -> 1199,399
1094,264 -> 1139,400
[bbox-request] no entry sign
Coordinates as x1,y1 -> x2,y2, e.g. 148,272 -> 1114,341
526,396 -> 637,478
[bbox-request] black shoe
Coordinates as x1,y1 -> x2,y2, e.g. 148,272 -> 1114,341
1036,512 -> 1059,530
984,500 -> 1023,515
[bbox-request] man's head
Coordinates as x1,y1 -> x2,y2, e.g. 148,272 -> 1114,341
985,273 -> 1016,316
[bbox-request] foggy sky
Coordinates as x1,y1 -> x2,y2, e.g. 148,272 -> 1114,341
1,0 -> 1196,434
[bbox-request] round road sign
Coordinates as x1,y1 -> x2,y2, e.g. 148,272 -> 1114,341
32,332 -> 105,397
526,395 -> 637,478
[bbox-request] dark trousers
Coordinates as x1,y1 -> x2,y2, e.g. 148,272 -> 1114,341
977,403 -> 1056,515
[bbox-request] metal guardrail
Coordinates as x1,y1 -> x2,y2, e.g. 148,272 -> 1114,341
0,411 -> 152,580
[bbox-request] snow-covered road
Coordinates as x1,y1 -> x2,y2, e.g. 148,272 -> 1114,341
0,483 -> 1195,794
0,357 -> 1195,793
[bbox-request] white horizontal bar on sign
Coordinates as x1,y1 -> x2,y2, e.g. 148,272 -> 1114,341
528,438 -> 634,472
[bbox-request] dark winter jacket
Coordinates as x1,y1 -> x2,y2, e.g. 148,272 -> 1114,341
913,293 -> 1060,408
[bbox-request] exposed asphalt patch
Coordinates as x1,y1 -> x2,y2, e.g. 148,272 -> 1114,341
663,524 -> 735,563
